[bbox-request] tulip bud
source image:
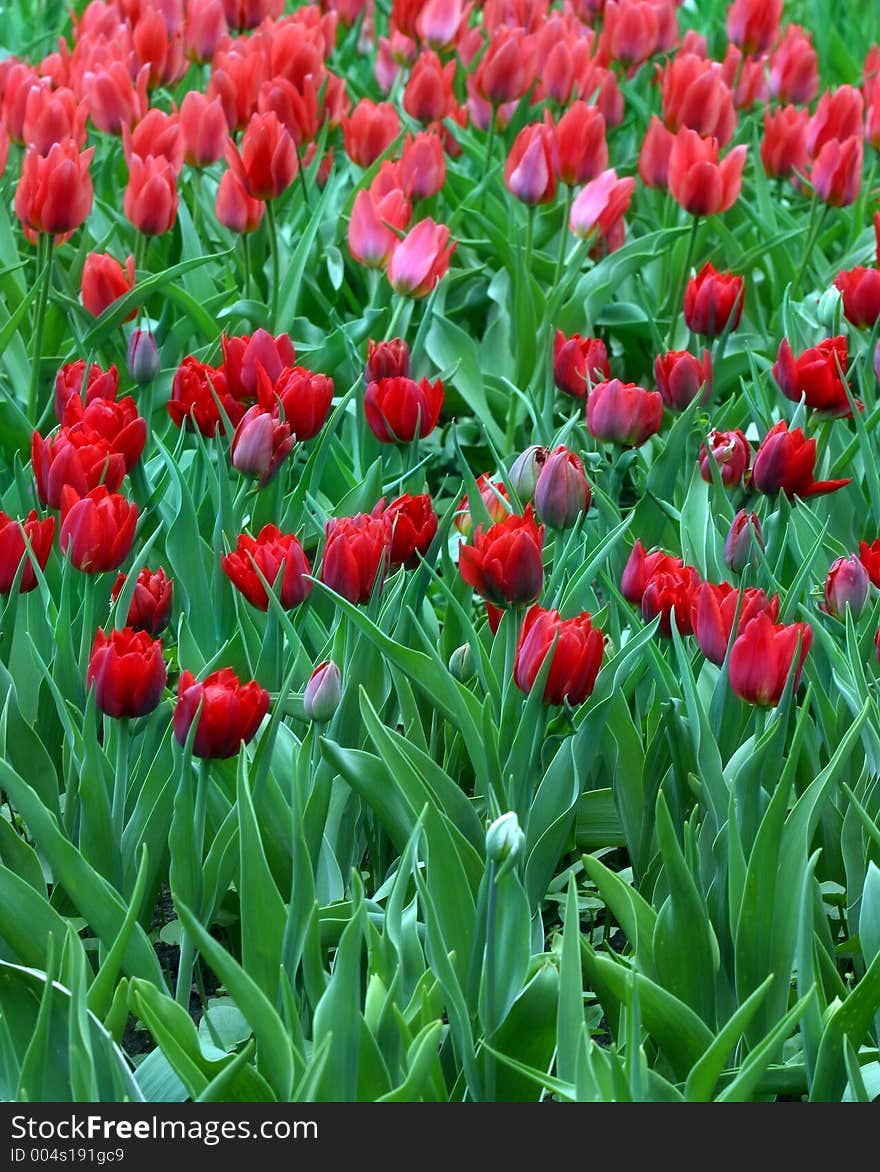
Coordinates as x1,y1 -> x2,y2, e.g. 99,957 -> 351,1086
534,446 -> 591,529
485,811 -> 524,874
303,660 -> 342,722
724,510 -> 765,573
508,445 -> 548,503
127,328 -> 161,382
448,643 -> 474,682
822,555 -> 870,619
816,285 -> 843,331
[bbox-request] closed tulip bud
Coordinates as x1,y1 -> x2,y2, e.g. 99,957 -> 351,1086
348,185 -> 411,269
0,510 -> 55,594
554,101 -> 608,187
59,485 -> 138,574
179,91 -> 228,167
699,428 -> 751,487
822,555 -> 869,619
86,61 -> 150,136
553,331 -> 610,399
226,111 -> 298,201
127,110 -> 183,176
472,28 -> 531,105
448,643 -> 474,682
399,131 -> 446,201
654,349 -> 712,411
364,375 -> 444,443
388,219 -> 455,298
668,129 -> 747,217
458,504 -> 544,608
513,605 -> 604,704
321,513 -> 391,604
752,420 -> 851,498
174,666 -> 270,758
230,404 -> 294,487
124,153 -> 178,236
485,811 -> 525,871
269,366 -> 334,441
87,626 -> 167,718
684,262 -> 744,338
126,328 -> 160,383
601,0 -> 667,68
727,0 -> 782,56
534,446 -> 591,529
303,660 -> 342,723
111,565 -> 173,634
215,169 -> 265,234
221,524 -> 312,610
807,86 -> 864,157
725,510 -> 765,573
586,378 -> 664,447
761,105 -> 809,184
691,581 -> 779,665
811,136 -> 862,208
638,115 -> 675,189
508,445 -> 549,503
381,492 -> 438,567
81,253 -> 136,320
728,612 -> 812,706
769,23 -> 818,105
14,139 -> 94,239
342,99 -> 401,167
504,122 -> 556,206
366,338 -> 410,384
185,0 -> 228,62
816,286 -> 843,330
773,336 -> 852,416
222,329 -> 296,400
403,51 -> 456,124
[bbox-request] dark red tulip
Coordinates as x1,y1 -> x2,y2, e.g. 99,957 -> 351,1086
364,375 -> 444,443
684,262 -> 744,338
553,331 -> 610,399
127,329 -> 161,383
458,504 -> 544,608
691,581 -> 780,665
728,612 -> 812,706
654,349 -> 712,411
87,627 -> 167,719
621,539 -> 684,605
167,357 -> 244,436
173,667 -> 270,758
699,428 -> 751,487
725,510 -> 764,573
0,510 -> 55,594
222,329 -> 296,400
54,361 -> 119,423
230,404 -> 294,487
321,513 -> 392,604
380,493 -> 438,568
534,446 -> 591,529
833,268 -> 880,330
641,564 -> 702,636
221,525 -> 312,610
365,338 -> 410,384
267,366 -> 334,441
586,378 -> 664,447
62,395 -> 146,472
772,336 -> 852,416
822,555 -> 869,619
859,539 -> 880,588
751,420 -> 851,499
31,426 -> 126,509
111,566 -> 173,635
514,605 -> 604,705
59,485 -> 138,574
81,253 -> 136,320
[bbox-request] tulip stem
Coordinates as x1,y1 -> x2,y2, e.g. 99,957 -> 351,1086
792,197 -> 827,298
111,718 -> 129,884
27,232 -> 53,424
524,204 -> 535,276
296,145 -> 311,212
175,757 -> 210,1006
242,234 -> 253,301
554,185 -> 575,290
666,214 -> 700,349
483,858 -> 498,1102
481,109 -> 496,214
265,199 -> 280,331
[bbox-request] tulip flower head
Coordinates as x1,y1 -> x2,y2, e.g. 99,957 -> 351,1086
87,627 -> 167,719
728,612 -> 812,706
0,510 -> 55,594
458,504 -> 544,608
514,605 -> 604,705
221,525 -> 312,610
174,667 -> 270,758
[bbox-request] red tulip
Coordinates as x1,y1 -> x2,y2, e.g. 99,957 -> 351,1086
226,111 -> 297,200
59,485 -> 138,573
85,61 -> 150,136
185,0 -> 228,62
638,115 -> 675,189
321,512 -> 392,604
179,91 -> 228,167
471,27 -> 533,106
81,253 -> 136,320
221,524 -> 312,610
586,378 -> 664,447
761,105 -> 809,183
215,169 -> 265,233
366,338 -> 410,384
534,446 -> 591,529
641,563 -> 702,636
654,349 -> 712,411
553,331 -> 610,399
167,357 -> 244,436
132,5 -> 187,90
348,184 -> 412,269
668,128 -> 747,217
458,504 -> 544,608
14,138 -> 94,239
728,612 -> 812,706
660,53 -> 735,145
388,219 -> 455,298
403,51 -> 457,123
111,566 -> 173,635
364,375 -> 444,443
342,99 -> 401,167
268,365 -> 334,441
0,510 -> 55,594
683,262 -> 744,338
504,122 -> 557,206
833,268 -> 880,329
773,336 -> 852,416
455,474 -> 510,537
699,428 -> 751,487
31,426 -> 126,509
62,394 -> 146,472
381,492 -> 438,567
569,168 -> 635,245
230,404 -> 294,487
54,361 -> 118,423
600,0 -> 674,69
21,84 -> 88,156
124,153 -> 178,235
514,605 -> 604,705
127,110 -> 183,176
727,0 -> 782,55
222,330 -> 296,399
553,101 -> 608,187
174,667 -> 270,758
87,627 -> 166,718
821,555 -> 869,619
399,131 -> 446,201
769,23 -> 818,105
620,539 -> 683,605
725,510 -> 765,573
806,86 -> 864,157
691,581 -> 780,665
751,420 -> 851,498
811,136 -> 862,208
